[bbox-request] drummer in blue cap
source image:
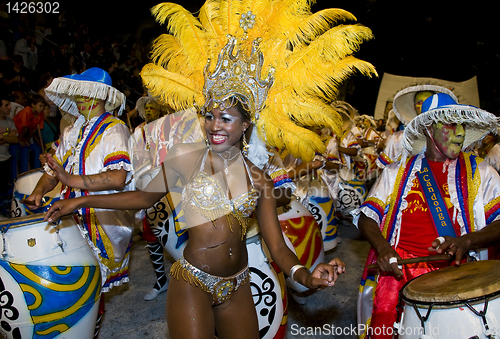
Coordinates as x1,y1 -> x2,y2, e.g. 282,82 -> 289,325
353,89 -> 500,338
25,67 -> 134,338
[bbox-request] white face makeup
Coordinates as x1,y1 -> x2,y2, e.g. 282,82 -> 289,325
204,106 -> 249,153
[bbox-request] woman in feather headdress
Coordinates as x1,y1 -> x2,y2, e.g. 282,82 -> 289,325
44,0 -> 377,337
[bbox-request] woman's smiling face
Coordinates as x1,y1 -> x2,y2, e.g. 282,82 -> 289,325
204,105 -> 250,153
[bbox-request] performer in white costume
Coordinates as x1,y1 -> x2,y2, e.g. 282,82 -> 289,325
353,90 -> 500,339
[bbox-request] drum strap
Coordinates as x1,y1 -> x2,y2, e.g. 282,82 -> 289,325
416,157 -> 458,237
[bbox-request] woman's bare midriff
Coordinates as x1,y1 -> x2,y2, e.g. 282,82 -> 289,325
183,215 -> 249,277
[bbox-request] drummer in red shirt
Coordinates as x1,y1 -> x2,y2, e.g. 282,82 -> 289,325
11,93 -> 46,175
354,86 -> 500,339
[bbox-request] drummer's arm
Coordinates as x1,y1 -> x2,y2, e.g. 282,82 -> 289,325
46,155 -> 127,191
431,220 -> 500,265
358,139 -> 372,148
338,146 -> 358,157
287,160 -> 324,180
323,161 -> 340,172
70,169 -> 128,192
27,173 -> 60,207
257,174 -> 345,289
358,213 -> 403,277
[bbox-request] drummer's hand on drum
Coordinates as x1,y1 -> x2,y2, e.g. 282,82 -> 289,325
307,258 -> 346,289
46,155 -> 72,186
39,153 -> 50,166
24,190 -> 45,209
377,246 -> 403,277
429,236 -> 468,266
44,199 -> 80,222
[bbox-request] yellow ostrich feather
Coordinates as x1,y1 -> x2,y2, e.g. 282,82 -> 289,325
151,3 -> 210,69
140,63 -> 204,111
142,0 -> 377,161
199,0 -> 225,47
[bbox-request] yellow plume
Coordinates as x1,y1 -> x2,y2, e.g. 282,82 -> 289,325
140,63 -> 204,111
142,0 -> 377,161
151,3 -> 210,69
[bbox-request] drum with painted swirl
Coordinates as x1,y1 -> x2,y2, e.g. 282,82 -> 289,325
278,198 -> 324,293
11,168 -> 62,218
308,178 -> 339,251
0,213 -> 101,339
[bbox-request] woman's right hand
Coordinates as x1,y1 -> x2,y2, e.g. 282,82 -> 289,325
44,199 -> 81,222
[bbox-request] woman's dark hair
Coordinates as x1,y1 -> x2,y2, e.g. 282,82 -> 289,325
234,97 -> 251,122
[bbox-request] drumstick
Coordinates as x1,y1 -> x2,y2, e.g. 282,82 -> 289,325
367,254 -> 452,270
20,197 -> 46,206
37,124 -> 46,154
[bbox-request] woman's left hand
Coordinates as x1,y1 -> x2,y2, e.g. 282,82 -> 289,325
307,257 -> 346,289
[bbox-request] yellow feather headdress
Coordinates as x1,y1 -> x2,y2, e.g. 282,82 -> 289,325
140,0 -> 377,161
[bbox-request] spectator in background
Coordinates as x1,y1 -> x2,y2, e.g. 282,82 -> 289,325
9,90 -> 27,119
37,71 -> 59,119
80,43 -> 92,69
0,94 -> 18,197
14,30 -> 38,71
12,93 -> 45,175
376,118 -> 385,132
39,101 -> 58,153
2,55 -> 30,93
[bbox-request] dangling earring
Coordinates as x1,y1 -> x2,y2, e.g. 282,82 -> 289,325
205,137 -> 211,149
242,131 -> 249,157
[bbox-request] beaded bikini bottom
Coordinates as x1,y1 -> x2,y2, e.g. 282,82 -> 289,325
169,257 -> 250,305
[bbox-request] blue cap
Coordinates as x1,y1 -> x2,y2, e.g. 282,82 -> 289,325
421,93 -> 458,114
64,67 -> 112,87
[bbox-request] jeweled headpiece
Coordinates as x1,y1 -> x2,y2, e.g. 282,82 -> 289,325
140,1 -> 377,161
202,35 -> 274,122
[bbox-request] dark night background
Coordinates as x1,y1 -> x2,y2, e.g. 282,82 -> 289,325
78,0 -> 499,115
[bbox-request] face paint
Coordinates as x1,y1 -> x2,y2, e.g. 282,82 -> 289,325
144,102 -> 160,122
75,95 -> 103,120
414,91 -> 435,114
431,122 -> 465,159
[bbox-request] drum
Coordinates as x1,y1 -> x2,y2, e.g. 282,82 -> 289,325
336,179 -> 366,217
395,260 -> 500,339
362,146 -> 381,181
308,178 -> 338,251
278,198 -> 324,293
247,234 -> 287,339
145,188 -> 188,262
0,213 -> 101,339
11,168 -> 62,218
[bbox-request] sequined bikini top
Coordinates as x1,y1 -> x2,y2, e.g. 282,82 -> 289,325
181,148 -> 260,239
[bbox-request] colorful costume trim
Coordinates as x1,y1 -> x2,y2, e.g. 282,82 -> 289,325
353,151 -> 500,338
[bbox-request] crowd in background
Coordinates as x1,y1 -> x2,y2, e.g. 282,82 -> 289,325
0,2 -> 150,213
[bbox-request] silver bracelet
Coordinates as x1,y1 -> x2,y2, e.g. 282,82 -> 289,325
289,264 -> 308,284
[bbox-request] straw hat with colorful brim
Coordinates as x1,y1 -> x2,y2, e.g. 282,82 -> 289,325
393,85 -> 457,125
403,93 -> 499,156
45,67 -> 126,117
